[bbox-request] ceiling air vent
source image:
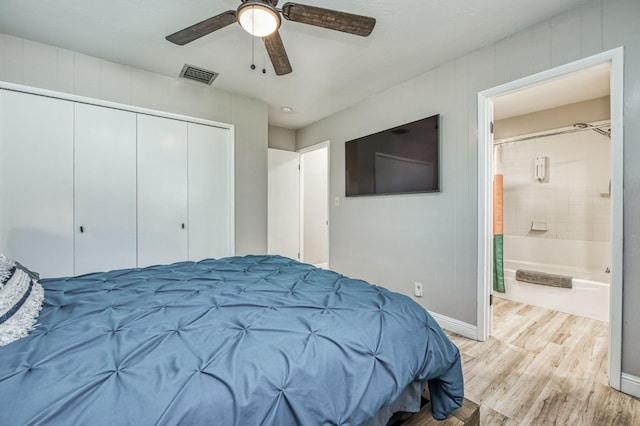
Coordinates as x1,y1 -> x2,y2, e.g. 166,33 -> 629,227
179,64 -> 218,85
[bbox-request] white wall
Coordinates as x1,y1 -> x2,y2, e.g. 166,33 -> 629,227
497,128 -> 611,241
296,0 -> 640,376
0,33 -> 269,255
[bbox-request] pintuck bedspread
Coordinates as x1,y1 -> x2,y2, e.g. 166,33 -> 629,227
0,255 -> 463,425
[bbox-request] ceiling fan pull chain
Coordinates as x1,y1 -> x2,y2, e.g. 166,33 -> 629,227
251,6 -> 256,70
250,30 -> 256,69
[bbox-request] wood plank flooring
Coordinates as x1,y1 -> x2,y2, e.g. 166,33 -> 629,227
446,297 -> 640,425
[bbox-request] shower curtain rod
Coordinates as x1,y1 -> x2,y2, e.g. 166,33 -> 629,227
493,122 -> 611,145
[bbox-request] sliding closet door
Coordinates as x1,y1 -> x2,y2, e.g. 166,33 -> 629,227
188,123 -> 233,261
74,104 -> 137,275
137,114 -> 188,267
0,90 -> 74,278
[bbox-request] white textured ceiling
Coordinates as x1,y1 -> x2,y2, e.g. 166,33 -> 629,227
0,0 -> 592,129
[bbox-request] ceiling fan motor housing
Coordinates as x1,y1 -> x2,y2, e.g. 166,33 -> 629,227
240,0 -> 279,5
237,0 -> 282,38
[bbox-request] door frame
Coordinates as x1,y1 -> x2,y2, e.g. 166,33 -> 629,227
298,141 -> 330,267
477,47 -> 624,390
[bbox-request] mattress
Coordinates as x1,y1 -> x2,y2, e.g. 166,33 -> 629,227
0,255 -> 463,425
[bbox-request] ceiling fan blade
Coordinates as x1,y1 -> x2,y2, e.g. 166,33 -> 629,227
263,31 -> 292,76
166,11 -> 236,45
282,3 -> 375,37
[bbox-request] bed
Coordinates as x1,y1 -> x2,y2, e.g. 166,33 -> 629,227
0,255 -> 463,425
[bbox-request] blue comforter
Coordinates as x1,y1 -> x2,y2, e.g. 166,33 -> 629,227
0,255 -> 463,425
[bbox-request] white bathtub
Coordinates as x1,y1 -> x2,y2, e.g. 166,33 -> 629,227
498,236 -> 610,322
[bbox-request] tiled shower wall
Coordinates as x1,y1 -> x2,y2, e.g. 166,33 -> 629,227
497,128 -> 611,242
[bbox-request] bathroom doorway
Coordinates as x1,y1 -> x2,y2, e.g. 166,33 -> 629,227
492,63 -> 611,323
478,48 -> 624,390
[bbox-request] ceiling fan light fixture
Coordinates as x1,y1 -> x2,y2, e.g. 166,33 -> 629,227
237,2 -> 281,37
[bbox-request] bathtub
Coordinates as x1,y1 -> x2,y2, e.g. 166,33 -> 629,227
498,236 -> 610,322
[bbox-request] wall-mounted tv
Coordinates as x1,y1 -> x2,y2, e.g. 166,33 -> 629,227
345,114 -> 440,197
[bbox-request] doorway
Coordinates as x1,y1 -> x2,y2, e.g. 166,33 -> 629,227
267,148 -> 300,260
267,141 -> 330,268
477,48 -> 624,390
299,142 -> 329,268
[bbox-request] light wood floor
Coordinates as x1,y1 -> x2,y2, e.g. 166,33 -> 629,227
446,297 -> 640,425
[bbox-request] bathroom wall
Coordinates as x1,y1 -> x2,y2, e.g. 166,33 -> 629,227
496,121 -> 611,242
495,96 -> 610,139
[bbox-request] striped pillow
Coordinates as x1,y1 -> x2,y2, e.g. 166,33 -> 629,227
0,256 -> 45,346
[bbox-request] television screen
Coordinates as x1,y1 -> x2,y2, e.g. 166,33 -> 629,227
345,114 -> 440,196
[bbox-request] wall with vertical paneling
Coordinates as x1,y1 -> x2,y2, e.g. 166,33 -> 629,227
0,33 -> 269,255
296,0 -> 640,376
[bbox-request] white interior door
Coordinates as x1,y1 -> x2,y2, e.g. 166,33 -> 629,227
137,114 -> 188,267
267,149 -> 300,260
0,90 -> 74,278
300,145 -> 329,266
74,104 -> 137,275
188,123 -> 234,261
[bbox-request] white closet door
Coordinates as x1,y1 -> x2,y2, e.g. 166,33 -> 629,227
137,115 -> 188,267
188,123 -> 233,261
0,90 -> 74,278
74,104 -> 137,275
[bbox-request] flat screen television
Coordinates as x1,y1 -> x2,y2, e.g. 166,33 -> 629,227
345,114 -> 440,196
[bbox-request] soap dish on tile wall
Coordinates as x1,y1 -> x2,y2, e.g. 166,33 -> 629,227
530,221 -> 548,232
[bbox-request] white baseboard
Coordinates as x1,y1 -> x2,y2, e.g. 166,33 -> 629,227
621,373 -> 640,398
428,311 -> 477,340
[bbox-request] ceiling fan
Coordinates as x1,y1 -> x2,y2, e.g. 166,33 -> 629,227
166,0 -> 376,76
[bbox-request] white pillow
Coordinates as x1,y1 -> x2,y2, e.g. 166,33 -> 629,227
0,255 -> 45,346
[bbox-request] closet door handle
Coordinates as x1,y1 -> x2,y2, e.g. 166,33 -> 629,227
181,223 -> 185,229
80,226 -> 84,233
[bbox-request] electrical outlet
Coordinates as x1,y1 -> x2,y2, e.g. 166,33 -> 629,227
414,282 -> 423,297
